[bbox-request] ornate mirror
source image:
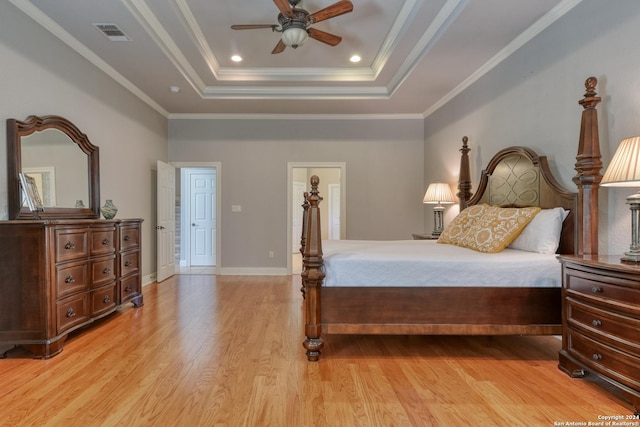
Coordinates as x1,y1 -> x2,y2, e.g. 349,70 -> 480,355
6,115 -> 100,219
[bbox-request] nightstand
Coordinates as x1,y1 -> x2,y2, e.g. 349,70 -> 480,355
411,233 -> 438,240
557,255 -> 640,414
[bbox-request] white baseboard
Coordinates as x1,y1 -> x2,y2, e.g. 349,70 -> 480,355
142,273 -> 156,286
218,267 -> 289,276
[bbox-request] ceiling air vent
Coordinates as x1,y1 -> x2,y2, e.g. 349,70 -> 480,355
93,23 -> 130,41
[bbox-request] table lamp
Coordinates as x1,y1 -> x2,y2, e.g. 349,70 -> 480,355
601,136 -> 640,263
423,182 -> 455,238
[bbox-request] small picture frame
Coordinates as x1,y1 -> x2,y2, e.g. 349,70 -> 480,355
19,173 -> 44,213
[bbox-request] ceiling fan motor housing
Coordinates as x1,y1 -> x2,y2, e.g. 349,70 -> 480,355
277,9 -> 309,30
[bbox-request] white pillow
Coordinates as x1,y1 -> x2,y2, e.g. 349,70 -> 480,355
508,207 -> 569,254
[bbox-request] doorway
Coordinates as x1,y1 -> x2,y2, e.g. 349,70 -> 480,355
172,163 -> 221,274
287,163 -> 346,275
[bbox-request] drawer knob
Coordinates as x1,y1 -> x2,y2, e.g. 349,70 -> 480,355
65,275 -> 75,283
66,307 -> 76,318
592,353 -> 602,360
124,235 -> 131,241
103,295 -> 111,304
125,286 -> 132,292
103,268 -> 111,274
64,241 -> 75,250
125,260 -> 132,267
102,238 -> 110,245
591,286 -> 603,293
592,319 -> 602,327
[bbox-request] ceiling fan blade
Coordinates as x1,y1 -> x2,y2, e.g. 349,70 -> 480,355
273,0 -> 293,16
272,39 -> 287,54
309,0 -> 353,24
308,28 -> 342,46
231,24 -> 277,30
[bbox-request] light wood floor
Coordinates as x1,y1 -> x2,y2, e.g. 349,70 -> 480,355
0,274 -> 633,426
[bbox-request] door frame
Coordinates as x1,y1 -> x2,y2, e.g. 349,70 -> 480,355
172,162 -> 221,274
287,162 -> 346,275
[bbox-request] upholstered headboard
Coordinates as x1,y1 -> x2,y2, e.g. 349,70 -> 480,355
463,146 -> 578,255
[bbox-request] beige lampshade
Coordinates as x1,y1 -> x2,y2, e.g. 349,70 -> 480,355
602,136 -> 640,187
423,182 -> 455,204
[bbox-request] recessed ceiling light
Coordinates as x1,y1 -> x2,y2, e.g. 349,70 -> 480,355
231,55 -> 243,62
169,86 -> 180,93
350,55 -> 361,63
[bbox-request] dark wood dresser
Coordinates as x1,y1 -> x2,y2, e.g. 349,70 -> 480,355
558,255 -> 640,413
0,218 -> 143,359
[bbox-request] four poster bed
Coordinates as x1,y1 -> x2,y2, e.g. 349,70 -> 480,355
300,77 -> 602,361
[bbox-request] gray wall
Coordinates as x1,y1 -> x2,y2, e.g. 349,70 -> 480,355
168,118 -> 424,270
0,2 -> 168,280
424,0 -> 640,256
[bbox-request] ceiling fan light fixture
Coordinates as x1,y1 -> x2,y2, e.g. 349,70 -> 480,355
281,26 -> 308,48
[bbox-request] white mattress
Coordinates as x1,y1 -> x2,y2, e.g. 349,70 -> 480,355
321,240 -> 561,288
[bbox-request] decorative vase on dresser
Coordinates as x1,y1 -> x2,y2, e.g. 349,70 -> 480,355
1,115 -> 144,359
558,255 -> 640,414
101,199 -> 118,219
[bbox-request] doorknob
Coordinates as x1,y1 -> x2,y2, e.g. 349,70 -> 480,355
156,225 -> 165,230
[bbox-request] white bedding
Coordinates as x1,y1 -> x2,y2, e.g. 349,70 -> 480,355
321,239 -> 561,288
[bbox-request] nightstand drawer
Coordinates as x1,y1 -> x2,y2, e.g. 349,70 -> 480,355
568,330 -> 640,392
567,298 -> 640,357
565,270 -> 640,312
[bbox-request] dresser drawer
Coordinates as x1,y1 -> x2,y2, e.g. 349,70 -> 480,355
55,228 -> 89,262
91,228 -> 116,256
56,260 -> 89,298
91,284 -> 117,317
120,274 -> 141,303
565,270 -> 640,312
91,255 -> 116,288
120,225 -> 140,251
568,330 -> 640,392
56,293 -> 90,333
567,298 -> 640,357
121,251 -> 140,277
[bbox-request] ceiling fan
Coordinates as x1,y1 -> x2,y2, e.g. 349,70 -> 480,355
231,0 -> 354,54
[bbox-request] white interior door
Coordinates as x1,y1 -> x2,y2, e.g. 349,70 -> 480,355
328,184 -> 341,240
292,181 -> 306,253
189,169 -> 216,266
157,160 -> 176,282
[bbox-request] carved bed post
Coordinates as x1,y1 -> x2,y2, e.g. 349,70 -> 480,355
573,77 -> 602,256
457,136 -> 473,209
299,192 -> 309,298
302,175 -> 325,361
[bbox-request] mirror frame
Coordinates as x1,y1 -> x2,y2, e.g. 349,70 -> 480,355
7,115 -> 100,220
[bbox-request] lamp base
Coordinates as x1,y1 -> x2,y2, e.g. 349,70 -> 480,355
622,193 -> 640,264
621,251 -> 640,263
432,206 -> 445,237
